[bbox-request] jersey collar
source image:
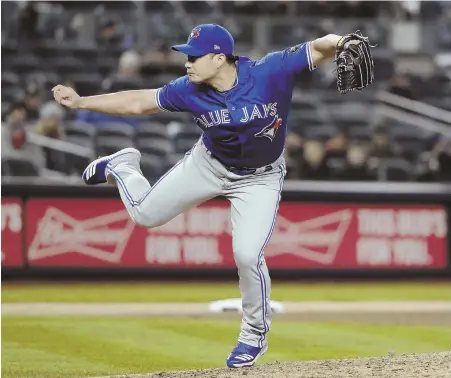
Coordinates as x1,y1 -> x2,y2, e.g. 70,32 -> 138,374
215,56 -> 251,96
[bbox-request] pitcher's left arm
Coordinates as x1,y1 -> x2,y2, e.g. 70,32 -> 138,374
310,34 -> 343,66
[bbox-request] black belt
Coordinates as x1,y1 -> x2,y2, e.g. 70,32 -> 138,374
203,143 -> 274,176
227,165 -> 273,176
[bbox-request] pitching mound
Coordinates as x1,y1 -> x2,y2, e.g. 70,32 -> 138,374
93,351 -> 451,378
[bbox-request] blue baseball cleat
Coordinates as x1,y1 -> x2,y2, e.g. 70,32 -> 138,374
226,342 -> 268,368
82,148 -> 141,185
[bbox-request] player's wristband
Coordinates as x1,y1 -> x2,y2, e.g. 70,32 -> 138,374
336,35 -> 347,48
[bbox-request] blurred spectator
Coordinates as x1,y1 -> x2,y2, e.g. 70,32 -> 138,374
368,124 -> 402,159
119,50 -> 142,78
333,1 -> 379,18
17,2 -> 40,44
34,101 -> 66,139
23,84 -> 45,121
299,140 -> 331,180
323,132 -> 350,179
101,49 -> 145,95
4,101 -> 28,132
61,79 -> 78,93
339,143 -> 376,181
284,131 -> 303,179
436,139 -> 451,181
34,101 -> 68,172
302,1 -> 333,17
97,18 -> 122,49
1,101 -> 45,170
387,74 -> 417,100
417,137 -> 451,182
436,7 -> 451,49
420,0 -> 443,20
142,43 -> 171,66
325,131 -> 349,159
107,50 -> 144,82
230,1 -> 261,15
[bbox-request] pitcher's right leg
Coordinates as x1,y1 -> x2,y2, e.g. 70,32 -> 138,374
83,144 -> 223,228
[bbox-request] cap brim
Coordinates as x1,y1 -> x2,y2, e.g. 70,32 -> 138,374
171,44 -> 206,56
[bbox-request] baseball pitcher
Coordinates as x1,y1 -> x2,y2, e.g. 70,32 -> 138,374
53,24 -> 374,368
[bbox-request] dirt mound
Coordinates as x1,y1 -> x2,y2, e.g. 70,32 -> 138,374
93,351 -> 451,378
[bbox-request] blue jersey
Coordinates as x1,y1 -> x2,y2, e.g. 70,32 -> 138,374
156,42 -> 316,168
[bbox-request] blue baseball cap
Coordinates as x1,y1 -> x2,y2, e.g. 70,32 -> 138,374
171,24 -> 234,57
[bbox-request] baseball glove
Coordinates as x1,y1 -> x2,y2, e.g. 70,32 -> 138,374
335,31 -> 375,94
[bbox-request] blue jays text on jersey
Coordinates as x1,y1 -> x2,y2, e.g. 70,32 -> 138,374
155,42 -> 316,169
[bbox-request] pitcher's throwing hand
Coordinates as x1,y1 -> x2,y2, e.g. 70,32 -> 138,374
52,85 -> 82,109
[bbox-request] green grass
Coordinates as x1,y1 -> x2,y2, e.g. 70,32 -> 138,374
2,282 -> 451,303
2,316 -> 451,378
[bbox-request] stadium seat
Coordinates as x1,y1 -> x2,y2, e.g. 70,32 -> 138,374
389,126 -> 431,143
377,158 -> 413,181
65,121 -> 97,136
25,71 -> 61,91
372,56 -> 395,80
328,103 -> 371,122
288,110 -> 327,128
69,73 -> 104,96
400,140 -> 429,161
420,73 -> 451,97
270,24 -> 299,46
139,154 -> 165,183
1,40 -> 18,61
302,125 -> 339,141
103,77 -> 147,92
1,101 -> 11,120
7,55 -> 41,74
143,74 -> 180,89
53,56 -> 86,76
348,127 -> 372,143
1,71 -> 20,87
33,42 -> 67,59
164,153 -> 187,171
136,138 -> 173,158
64,121 -> 97,149
135,122 -> 168,141
95,123 -> 136,139
423,97 -> 451,110
95,56 -> 118,76
96,138 -> 135,157
148,111 -> 191,125
172,130 -> 201,154
66,154 -> 93,176
290,100 -> 319,112
1,87 -> 23,103
1,157 -> 40,177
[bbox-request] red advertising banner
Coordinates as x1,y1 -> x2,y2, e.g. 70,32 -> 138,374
2,198 -> 24,267
26,199 -> 448,269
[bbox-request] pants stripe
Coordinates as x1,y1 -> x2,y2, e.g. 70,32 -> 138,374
257,164 -> 285,347
109,151 -> 192,208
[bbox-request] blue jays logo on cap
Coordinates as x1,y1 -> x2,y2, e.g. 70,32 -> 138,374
171,24 -> 234,57
188,27 -> 201,42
